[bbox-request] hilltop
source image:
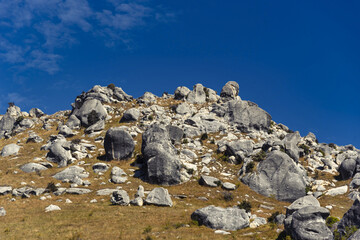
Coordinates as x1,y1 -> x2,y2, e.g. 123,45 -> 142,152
0,81 -> 359,240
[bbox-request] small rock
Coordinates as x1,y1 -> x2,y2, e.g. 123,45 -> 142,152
45,204 -> 61,212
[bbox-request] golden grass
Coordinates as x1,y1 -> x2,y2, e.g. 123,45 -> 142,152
0,102 -> 354,239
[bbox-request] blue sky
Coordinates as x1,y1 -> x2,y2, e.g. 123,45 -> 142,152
0,0 -> 359,148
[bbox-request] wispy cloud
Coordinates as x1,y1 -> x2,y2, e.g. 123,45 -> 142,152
0,0 -> 174,74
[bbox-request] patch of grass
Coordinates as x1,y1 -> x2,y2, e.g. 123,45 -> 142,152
148,115 -> 154,121
326,216 -> 339,229
222,192 -> 234,202
182,139 -> 189,144
276,230 -> 293,240
299,144 -> 310,155
267,211 -> 280,223
334,226 -> 358,240
189,220 -> 199,226
145,236 -> 153,240
238,200 -> 252,213
252,150 -> 267,162
245,161 -> 255,173
305,185 -> 311,194
107,83 -> 116,90
200,133 -> 208,141
143,226 -> 152,234
319,149 -> 326,157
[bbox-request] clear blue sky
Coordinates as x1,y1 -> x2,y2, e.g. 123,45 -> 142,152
0,0 -> 359,148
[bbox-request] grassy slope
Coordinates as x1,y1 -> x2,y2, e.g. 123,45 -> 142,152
0,100 -> 354,240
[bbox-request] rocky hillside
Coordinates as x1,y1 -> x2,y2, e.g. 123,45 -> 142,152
0,81 -> 359,240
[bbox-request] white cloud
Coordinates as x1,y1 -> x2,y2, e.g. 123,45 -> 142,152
0,0 -> 175,74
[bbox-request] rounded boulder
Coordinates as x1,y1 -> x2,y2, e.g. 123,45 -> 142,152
104,127 -> 135,160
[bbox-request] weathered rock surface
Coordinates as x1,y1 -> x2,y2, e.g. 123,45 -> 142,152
104,127 -> 135,160
121,108 -> 140,122
186,84 -> 206,104
145,187 -> 173,207
337,198 -> 360,237
111,166 -> 127,184
73,99 -> 107,127
191,205 -> 249,231
53,166 -> 89,182
241,150 -> 306,202
199,175 -> 221,187
220,81 -> 240,101
20,163 -> 48,173
1,144 -> 20,157
110,190 -> 130,205
212,99 -> 271,132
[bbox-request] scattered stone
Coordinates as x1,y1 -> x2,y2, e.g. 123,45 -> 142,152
0,207 -> 6,216
92,163 -> 110,173
45,204 -> 61,212
0,186 -> 12,195
1,144 -> 20,157
121,108 -> 140,122
110,190 -> 130,206
325,185 -> 348,196
222,182 -> 236,190
20,163 -> 48,173
53,166 -> 89,182
97,189 -> 118,196
66,188 -> 92,195
191,205 -> 249,231
145,187 -> 173,207
199,175 -> 221,187
111,166 -> 127,184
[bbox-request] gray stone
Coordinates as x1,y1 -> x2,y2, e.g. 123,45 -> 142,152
135,185 -> 145,198
104,127 -> 135,160
58,125 -> 75,137
66,188 -> 92,195
19,119 -> 34,128
20,163 -> 48,173
1,144 -> 20,157
250,217 -> 267,228
65,115 -> 81,129
338,158 -> 357,180
111,190 -> 130,205
0,207 -> 6,216
85,120 -> 105,134
241,150 -> 306,202
111,166 -> 127,184
137,92 -> 157,105
130,197 -> 143,206
29,108 -> 45,118
212,99 -> 271,133
121,108 -> 140,122
337,198 -> 360,237
0,186 -> 12,195
146,146 -> 181,185
222,182 -> 236,190
73,99 -> 107,127
45,204 -> 61,212
191,205 -> 249,231
166,125 -> 183,143
283,131 -> 301,162
175,102 -> 193,115
348,229 -> 360,240
275,214 -> 286,225
46,141 -> 72,167
96,189 -> 118,196
199,175 -> 221,187
174,86 -> 191,100
92,163 -> 110,173
220,81 -> 240,101
186,83 -> 206,104
53,166 -> 89,182
286,195 -> 320,216
325,185 -> 348,196
145,187 -> 173,207
288,206 -> 333,240
27,132 -> 43,143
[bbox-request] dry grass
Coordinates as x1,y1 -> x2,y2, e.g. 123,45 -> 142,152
0,102 -> 354,239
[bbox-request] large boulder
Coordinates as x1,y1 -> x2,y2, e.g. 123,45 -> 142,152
104,127 -> 135,160
141,124 -> 182,185
46,141 -> 72,167
1,144 -> 20,157
20,163 -> 48,173
241,150 -> 307,202
186,84 -> 206,104
191,205 -> 249,231
53,166 -> 89,182
73,99 -> 107,127
212,99 -> 271,133
283,131 -> 301,162
220,81 -> 240,101
29,108 -> 45,118
337,198 -> 360,237
287,206 -> 333,240
174,86 -> 191,100
110,190 -> 130,206
146,144 -> 182,185
145,187 -> 173,207
120,108 -> 140,122
338,158 -> 357,180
